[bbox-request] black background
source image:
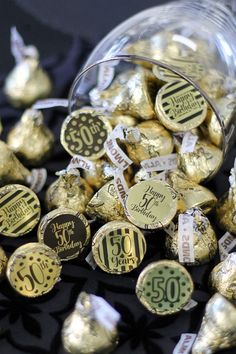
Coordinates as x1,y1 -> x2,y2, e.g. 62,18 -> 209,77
0,1 -> 236,354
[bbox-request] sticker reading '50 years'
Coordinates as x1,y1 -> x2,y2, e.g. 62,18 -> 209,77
60,108 -> 112,160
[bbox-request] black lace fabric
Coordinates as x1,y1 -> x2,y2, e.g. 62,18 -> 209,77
0,39 -> 235,354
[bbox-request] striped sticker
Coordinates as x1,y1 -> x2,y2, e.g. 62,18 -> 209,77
92,223 -> 146,274
0,185 -> 40,237
157,80 -> 207,131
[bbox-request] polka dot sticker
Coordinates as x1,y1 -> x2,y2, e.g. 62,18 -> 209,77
60,108 -> 112,160
136,260 -> 193,315
6,243 -> 62,297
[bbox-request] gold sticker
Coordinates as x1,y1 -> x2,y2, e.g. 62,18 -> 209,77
0,184 -> 41,237
136,260 -> 194,315
60,108 -> 112,160
7,242 -> 62,297
92,221 -> 146,274
152,57 -> 205,83
38,208 -> 91,261
156,80 -> 207,132
125,180 -> 178,229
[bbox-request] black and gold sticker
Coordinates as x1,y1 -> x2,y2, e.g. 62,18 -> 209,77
156,80 -> 207,132
0,184 -> 41,237
6,242 -> 62,297
38,208 -> 91,261
153,57 -> 205,83
125,180 -> 178,230
60,107 -> 112,160
136,260 -> 194,315
92,221 -> 147,274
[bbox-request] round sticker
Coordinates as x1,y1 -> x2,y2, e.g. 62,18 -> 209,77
152,57 -> 205,83
155,80 -> 207,132
92,221 -> 147,274
7,242 -> 62,297
0,184 -> 41,237
60,108 -> 112,159
125,180 -> 178,229
37,208 -> 91,261
136,260 -> 194,315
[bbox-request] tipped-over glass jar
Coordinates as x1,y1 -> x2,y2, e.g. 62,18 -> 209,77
68,0 -> 236,180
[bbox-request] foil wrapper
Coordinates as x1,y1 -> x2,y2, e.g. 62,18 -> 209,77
90,68 -> 158,120
192,293 -> 236,354
216,166 -> 236,234
86,180 -> 126,223
176,139 -> 223,183
167,170 -> 217,214
209,253 -> 236,300
199,69 -> 226,99
45,171 -> 93,213
165,208 -> 218,265
107,114 -> 138,128
62,292 -> 120,354
201,96 -> 236,147
0,246 -> 8,280
83,158 -> 132,191
4,57 -> 52,107
7,109 -> 54,166
124,120 -> 174,165
0,140 -> 31,186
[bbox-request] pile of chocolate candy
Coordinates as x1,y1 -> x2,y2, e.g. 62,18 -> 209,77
1,28 -> 236,354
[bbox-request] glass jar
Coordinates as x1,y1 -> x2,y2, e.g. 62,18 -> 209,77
68,0 -> 236,179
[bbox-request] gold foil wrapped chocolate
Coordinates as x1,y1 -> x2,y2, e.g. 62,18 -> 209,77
0,140 -> 31,186
216,165 -> 236,234
209,253 -> 236,300
92,221 -> 147,274
155,79 -> 208,132
136,260 -> 194,315
60,107 -> 112,160
124,120 -> 174,165
167,170 -> 217,214
86,180 -> 126,223
107,114 -> 137,128
165,208 -> 218,265
201,96 -> 236,147
199,69 -> 226,99
45,170 -> 93,214
192,293 -> 236,354
176,139 -> 223,183
0,246 -> 8,280
7,109 -> 54,166
90,68 -> 158,120
4,57 -> 52,107
62,292 -> 120,354
0,184 -> 41,237
6,242 -> 61,297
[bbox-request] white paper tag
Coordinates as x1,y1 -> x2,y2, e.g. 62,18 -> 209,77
85,251 -> 97,270
67,155 -> 94,172
180,132 -> 198,153
113,169 -> 129,207
27,168 -> 47,193
97,64 -> 115,91
11,27 -> 25,63
104,138 -> 132,170
164,221 -> 177,237
218,232 -> 236,261
141,154 -> 178,172
183,299 -> 198,311
152,170 -> 168,182
32,99 -> 69,110
178,214 -> 195,264
173,333 -> 196,354
90,295 -> 121,332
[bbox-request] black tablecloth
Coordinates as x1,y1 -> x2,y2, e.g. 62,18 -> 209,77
0,39 -> 235,354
